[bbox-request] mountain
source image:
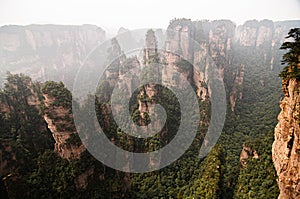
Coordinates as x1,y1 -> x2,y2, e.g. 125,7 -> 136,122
0,24 -> 106,88
0,19 -> 300,198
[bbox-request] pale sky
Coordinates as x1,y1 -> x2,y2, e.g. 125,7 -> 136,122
0,0 -> 299,33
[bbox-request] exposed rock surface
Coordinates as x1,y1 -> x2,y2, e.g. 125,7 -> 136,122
166,19 -> 234,104
164,19 -> 195,91
1,19 -> 300,197
235,20 -> 274,47
240,144 -> 259,167
0,76 -> 85,160
0,24 -> 106,88
42,93 -> 85,159
273,78 -> 300,199
229,64 -> 244,112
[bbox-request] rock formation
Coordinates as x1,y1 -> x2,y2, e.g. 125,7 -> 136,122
273,77 -> 300,198
240,144 -> 259,168
0,24 -> 106,88
38,80 -> 90,161
1,19 -> 300,198
1,20 -> 298,112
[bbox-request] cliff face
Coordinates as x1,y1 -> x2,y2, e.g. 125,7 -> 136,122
235,20 -> 274,47
164,19 -> 298,112
41,81 -> 85,159
164,19 -> 195,92
235,20 -> 297,69
42,93 -> 84,159
1,20 -> 300,198
196,20 -> 235,102
0,24 -> 106,88
273,78 -> 300,199
0,75 -> 85,162
140,29 -> 160,119
0,75 -> 54,154
164,19 -> 235,100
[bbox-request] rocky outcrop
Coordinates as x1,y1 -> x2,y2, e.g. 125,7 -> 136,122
42,89 -> 85,160
165,19 -> 235,103
165,19 -> 200,97
104,38 -> 126,87
201,20 -> 235,100
165,19 -> 195,62
273,78 -> 300,199
139,29 -> 163,150
240,144 -> 259,167
235,20 -> 299,69
40,80 -> 87,160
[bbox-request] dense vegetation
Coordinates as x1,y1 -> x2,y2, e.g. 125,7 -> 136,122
234,131 -> 279,198
0,73 -> 54,198
0,60 -> 280,198
1,23 -> 295,199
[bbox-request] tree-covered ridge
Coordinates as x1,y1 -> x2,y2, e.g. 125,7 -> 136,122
0,74 -> 129,198
0,62 -> 279,198
0,73 -> 54,198
0,44 -> 281,198
0,73 -> 53,151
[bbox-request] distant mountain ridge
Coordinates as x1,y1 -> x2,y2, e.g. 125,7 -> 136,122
0,24 -> 106,88
0,20 -> 299,90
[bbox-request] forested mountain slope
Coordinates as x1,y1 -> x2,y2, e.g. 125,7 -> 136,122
0,19 -> 299,198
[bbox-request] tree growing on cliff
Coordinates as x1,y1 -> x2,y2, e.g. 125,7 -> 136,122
279,28 -> 300,80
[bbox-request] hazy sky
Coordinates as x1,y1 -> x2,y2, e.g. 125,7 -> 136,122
0,0 -> 299,32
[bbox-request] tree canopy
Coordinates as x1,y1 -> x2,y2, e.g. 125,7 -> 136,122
279,28 -> 300,80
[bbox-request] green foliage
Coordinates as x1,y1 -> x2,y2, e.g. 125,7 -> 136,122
0,73 -> 54,152
27,150 -> 77,198
0,24 -> 291,199
0,73 -> 54,198
190,145 -> 224,199
234,131 -> 279,199
0,73 -> 129,197
41,81 -> 72,109
279,28 -> 300,80
219,37 -> 282,198
279,67 -> 300,80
